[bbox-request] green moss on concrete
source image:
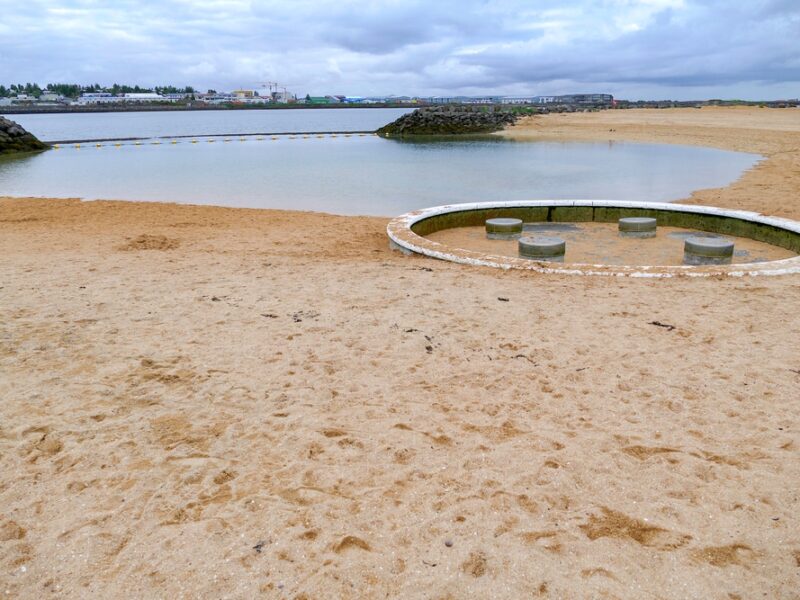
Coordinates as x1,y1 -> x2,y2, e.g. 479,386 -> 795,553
550,206 -> 594,222
411,207 -> 548,236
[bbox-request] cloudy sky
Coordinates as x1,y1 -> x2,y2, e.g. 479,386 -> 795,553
1,0 -> 798,99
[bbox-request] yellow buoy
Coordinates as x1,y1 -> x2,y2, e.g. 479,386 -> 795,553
271,136 -> 278,140
95,143 -> 102,148
208,139 -> 215,143
316,135 -> 324,138
152,141 -> 161,145
191,139 -> 198,144
171,140 -> 178,144
239,137 -> 246,142
53,144 -> 60,149
115,143 -> 122,148
331,134 -> 337,138
74,144 -> 81,149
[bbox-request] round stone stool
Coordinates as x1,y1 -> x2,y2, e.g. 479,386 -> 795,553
683,236 -> 734,265
519,236 -> 566,262
485,218 -> 524,240
619,217 -> 657,238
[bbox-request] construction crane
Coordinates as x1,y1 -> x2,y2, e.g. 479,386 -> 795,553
258,82 -> 279,95
256,81 -> 295,103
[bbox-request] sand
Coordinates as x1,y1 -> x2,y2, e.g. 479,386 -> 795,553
1,107 -> 799,599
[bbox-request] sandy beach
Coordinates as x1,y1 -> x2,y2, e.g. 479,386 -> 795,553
2,107 -> 800,598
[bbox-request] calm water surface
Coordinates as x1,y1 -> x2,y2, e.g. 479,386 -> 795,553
0,110 -> 760,217
6,108 -> 413,141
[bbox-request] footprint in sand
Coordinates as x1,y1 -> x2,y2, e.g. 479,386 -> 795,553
580,507 -> 691,550
691,543 -> 756,567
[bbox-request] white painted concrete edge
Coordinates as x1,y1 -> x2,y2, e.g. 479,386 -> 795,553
386,200 -> 800,278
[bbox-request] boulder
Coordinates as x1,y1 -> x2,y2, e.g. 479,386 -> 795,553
0,117 -> 48,155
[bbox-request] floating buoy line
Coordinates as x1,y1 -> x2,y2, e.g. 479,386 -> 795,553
50,131 -> 376,149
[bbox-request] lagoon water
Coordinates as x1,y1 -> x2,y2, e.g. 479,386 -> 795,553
1,109 -> 759,216
7,108 -> 414,141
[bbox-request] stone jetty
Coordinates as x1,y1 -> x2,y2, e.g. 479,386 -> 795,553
0,116 -> 48,155
376,106 -> 523,137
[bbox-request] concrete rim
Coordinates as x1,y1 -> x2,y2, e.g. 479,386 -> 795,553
386,200 -> 800,278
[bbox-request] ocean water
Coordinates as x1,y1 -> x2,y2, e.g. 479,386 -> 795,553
5,108 -> 413,141
0,110 -> 760,217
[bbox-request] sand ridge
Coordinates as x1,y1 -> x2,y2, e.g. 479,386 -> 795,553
1,107 -> 800,598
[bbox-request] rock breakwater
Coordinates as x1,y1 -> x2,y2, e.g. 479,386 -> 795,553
0,117 -> 48,155
376,106 -> 523,137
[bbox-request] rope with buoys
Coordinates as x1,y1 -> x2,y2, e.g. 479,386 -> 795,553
50,132 -> 378,149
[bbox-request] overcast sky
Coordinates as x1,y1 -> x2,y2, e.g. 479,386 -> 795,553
1,0 -> 798,99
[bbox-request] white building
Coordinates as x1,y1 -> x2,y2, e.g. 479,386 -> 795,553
40,91 -> 65,102
122,93 -> 169,103
198,93 -> 236,104
76,92 -> 118,105
163,93 -> 192,101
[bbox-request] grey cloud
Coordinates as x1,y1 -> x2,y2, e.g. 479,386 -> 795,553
1,0 -> 798,99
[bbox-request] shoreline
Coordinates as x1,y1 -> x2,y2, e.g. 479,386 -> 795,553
2,108 -> 773,213
500,106 -> 800,219
2,106 -> 799,598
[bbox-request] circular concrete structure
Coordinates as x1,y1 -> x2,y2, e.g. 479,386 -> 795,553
684,236 -> 735,265
619,217 -> 657,238
386,200 -> 800,277
486,218 -> 523,239
519,236 -> 566,261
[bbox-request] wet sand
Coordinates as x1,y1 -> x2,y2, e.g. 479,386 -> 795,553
2,107 -> 800,598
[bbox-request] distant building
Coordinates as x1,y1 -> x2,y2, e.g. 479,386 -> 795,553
0,97 -> 11,106
236,96 -> 269,105
385,96 -> 417,104
426,94 -> 613,106
73,92 -> 173,105
40,91 -> 65,102
273,91 -> 294,104
501,96 -> 542,105
163,92 -> 192,101
551,94 -> 613,105
123,92 -> 168,102
197,93 -> 235,104
428,96 -> 473,104
76,92 -> 117,105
